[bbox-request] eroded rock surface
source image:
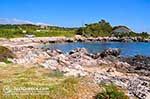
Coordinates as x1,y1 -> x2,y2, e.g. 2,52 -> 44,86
8,47 -> 150,99
120,55 -> 150,76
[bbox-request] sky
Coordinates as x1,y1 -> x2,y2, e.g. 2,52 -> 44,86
0,0 -> 150,32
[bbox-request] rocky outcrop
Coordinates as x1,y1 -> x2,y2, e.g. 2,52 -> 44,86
120,55 -> 150,76
11,48 -> 114,77
99,48 -> 121,58
8,47 -> 150,99
93,72 -> 150,99
0,37 -> 149,49
127,77 -> 150,99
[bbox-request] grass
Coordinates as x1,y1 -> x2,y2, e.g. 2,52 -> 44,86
47,70 -> 64,78
95,84 -> 129,99
48,77 -> 79,98
0,64 -> 129,99
33,30 -> 76,37
0,29 -> 76,38
0,64 -> 85,99
0,65 -> 58,98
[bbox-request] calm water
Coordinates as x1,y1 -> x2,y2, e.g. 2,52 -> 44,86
42,42 -> 150,56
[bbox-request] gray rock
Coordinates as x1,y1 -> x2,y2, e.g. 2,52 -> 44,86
120,55 -> 150,76
100,48 -> 121,58
93,72 -> 150,99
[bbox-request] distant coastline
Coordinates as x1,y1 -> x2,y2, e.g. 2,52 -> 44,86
0,20 -> 149,39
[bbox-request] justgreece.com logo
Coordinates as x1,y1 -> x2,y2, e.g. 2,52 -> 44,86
3,87 -> 50,96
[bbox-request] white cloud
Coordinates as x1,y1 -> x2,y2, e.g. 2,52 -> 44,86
0,18 -> 50,26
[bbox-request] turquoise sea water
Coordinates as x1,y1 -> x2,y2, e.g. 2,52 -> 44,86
43,42 -> 150,56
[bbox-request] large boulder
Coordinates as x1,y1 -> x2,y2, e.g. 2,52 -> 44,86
100,48 -> 121,58
68,48 -> 98,66
69,48 -> 88,55
46,49 -> 63,56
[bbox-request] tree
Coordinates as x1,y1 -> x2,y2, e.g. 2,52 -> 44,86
76,19 -> 113,37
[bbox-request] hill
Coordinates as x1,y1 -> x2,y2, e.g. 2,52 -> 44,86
0,20 -> 149,38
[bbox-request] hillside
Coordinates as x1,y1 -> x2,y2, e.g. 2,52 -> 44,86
0,20 -> 149,38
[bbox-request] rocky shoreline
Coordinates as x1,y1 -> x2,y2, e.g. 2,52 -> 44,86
4,45 -> 149,99
0,37 -> 150,99
0,36 -> 149,56
0,36 -> 150,47
0,36 -> 150,55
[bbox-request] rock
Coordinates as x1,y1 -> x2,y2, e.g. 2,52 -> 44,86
114,61 -> 131,72
100,48 -> 121,58
93,72 -> 150,99
64,68 -> 88,77
106,67 -> 115,72
92,53 -> 101,59
127,77 -> 150,99
120,55 -> 150,76
69,48 -> 88,55
66,38 -> 74,42
97,59 -> 111,65
46,49 -> 63,56
68,48 -> 98,66
70,64 -> 84,70
40,59 -> 58,70
6,46 -> 150,99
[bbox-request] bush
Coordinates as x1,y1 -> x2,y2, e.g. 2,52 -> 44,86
95,84 -> 129,99
76,19 -> 112,37
48,70 -> 64,78
0,46 -> 15,62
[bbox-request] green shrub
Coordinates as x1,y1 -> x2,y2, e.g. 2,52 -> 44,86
0,46 -> 15,62
3,59 -> 12,64
48,70 -> 64,78
76,19 -> 112,37
95,84 -> 129,99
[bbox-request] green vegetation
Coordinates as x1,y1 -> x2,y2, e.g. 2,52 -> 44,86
112,32 -> 150,39
0,63 -> 129,99
0,65 -> 80,99
0,29 -> 23,38
0,46 -> 15,62
96,84 -> 129,99
76,19 -> 112,37
48,70 -> 64,78
0,24 -> 77,38
33,30 -> 75,37
0,20 -> 149,38
76,19 -> 149,38
49,77 -> 79,98
0,64 -> 102,99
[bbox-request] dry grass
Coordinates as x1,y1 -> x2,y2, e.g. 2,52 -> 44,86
0,64 -> 101,99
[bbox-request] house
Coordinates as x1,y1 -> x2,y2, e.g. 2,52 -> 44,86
112,26 -> 132,33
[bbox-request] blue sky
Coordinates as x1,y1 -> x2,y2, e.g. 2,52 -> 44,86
0,0 -> 150,32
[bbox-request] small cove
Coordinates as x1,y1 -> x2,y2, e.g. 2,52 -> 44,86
41,42 -> 150,56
